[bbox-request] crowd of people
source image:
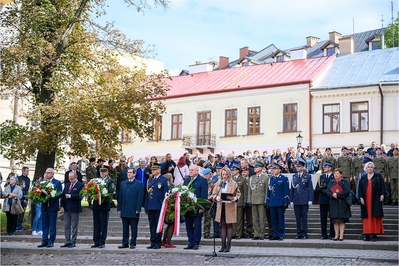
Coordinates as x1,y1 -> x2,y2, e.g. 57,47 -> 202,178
0,141 -> 397,251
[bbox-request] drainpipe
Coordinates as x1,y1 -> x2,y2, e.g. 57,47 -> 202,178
309,82 -> 313,150
378,84 -> 384,145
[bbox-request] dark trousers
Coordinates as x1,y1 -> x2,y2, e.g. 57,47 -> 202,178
185,215 -> 202,245
265,206 -> 273,237
294,204 -> 309,237
147,210 -> 161,247
243,205 -> 253,237
122,218 -> 139,246
92,209 -> 109,245
41,211 -> 58,245
64,212 -> 80,244
320,204 -> 335,238
16,208 -> 25,227
270,206 -> 285,238
6,211 -> 18,234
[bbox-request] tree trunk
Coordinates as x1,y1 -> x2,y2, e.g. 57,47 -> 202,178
34,150 -> 56,179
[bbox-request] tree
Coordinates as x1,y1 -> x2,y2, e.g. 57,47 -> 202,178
383,16 -> 398,48
0,0 -> 170,177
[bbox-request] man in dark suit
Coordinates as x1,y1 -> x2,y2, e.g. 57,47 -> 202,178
145,162 -> 169,249
38,168 -> 62,248
64,162 -> 83,184
161,153 -> 176,181
183,165 -> 208,250
60,171 -> 84,248
117,168 -> 144,249
91,168 -> 114,248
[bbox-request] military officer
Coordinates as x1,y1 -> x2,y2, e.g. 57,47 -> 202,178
241,166 -> 253,238
266,164 -> 289,241
247,162 -> 270,240
231,164 -> 247,239
387,148 -> 398,205
202,168 -> 215,239
145,162 -> 169,249
352,147 -> 364,192
315,162 -> 335,240
337,146 -> 353,182
290,161 -> 314,239
373,148 -> 389,204
321,147 -> 337,173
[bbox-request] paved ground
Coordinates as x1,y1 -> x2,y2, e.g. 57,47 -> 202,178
1,242 -> 398,265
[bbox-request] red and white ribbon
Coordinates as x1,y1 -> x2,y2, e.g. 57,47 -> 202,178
97,184 -> 101,205
157,193 -> 169,233
174,191 -> 181,236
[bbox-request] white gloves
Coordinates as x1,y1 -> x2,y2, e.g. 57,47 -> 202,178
308,201 -> 313,206
290,202 -> 294,208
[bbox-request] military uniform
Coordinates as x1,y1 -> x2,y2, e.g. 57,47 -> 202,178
337,155 -> 353,181
242,176 -> 253,238
387,156 -> 398,204
315,172 -> 335,239
232,174 -> 247,238
203,178 -> 215,237
373,156 -> 389,203
321,156 -> 337,173
247,173 -> 270,239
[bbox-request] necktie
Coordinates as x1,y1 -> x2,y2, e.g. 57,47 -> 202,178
68,183 -> 74,193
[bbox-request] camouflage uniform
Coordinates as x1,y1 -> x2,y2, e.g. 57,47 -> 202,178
232,174 -> 247,238
387,156 -> 398,203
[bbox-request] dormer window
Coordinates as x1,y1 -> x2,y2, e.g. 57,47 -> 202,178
326,47 -> 335,56
371,40 -> 380,50
277,55 -> 284,62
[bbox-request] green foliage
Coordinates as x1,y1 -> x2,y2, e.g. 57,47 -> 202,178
384,17 -> 399,48
0,0 -> 170,172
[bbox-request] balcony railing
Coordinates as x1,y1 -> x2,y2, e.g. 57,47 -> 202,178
182,133 -> 216,147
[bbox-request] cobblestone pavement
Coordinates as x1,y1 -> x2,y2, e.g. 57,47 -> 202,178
1,253 -> 396,266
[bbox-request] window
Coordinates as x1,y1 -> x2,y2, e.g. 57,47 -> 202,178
326,47 -> 335,56
277,55 -> 284,62
323,104 -> 340,133
247,107 -> 260,135
121,128 -> 132,143
283,103 -> 297,132
371,41 -> 380,50
151,116 -> 162,141
225,109 -> 237,136
351,102 -> 369,132
171,114 -> 182,140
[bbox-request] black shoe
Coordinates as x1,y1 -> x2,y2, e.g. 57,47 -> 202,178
47,243 -> 54,248
213,235 -> 220,238
363,235 -> 370,241
91,244 -> 99,248
204,235 -> 212,239
329,237 -> 335,240
338,238 -> 343,241
259,237 -> 264,240
252,237 -> 259,240
184,244 -> 193,250
68,243 -> 76,248
218,247 -> 225,252
371,235 -> 377,242
224,247 -> 230,252
321,237 -> 328,240
153,245 -> 161,249
245,235 -> 250,239
265,235 -> 272,239
118,244 -> 129,249
302,236 -> 307,239
193,244 -> 199,250
130,246 -> 136,249
269,237 -> 279,241
99,244 -> 105,248
61,243 -> 71,248
234,236 -> 241,239
295,236 -> 302,239
279,237 -> 284,241
37,243 -> 48,248
333,238 -> 338,241
146,245 -> 155,249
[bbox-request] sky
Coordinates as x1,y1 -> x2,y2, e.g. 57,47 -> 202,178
99,0 -> 397,76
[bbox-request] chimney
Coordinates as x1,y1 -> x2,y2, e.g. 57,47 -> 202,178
338,37 -> 354,54
239,46 -> 249,58
329,31 -> 342,43
306,36 -> 320,47
290,48 -> 307,60
219,56 -> 229,69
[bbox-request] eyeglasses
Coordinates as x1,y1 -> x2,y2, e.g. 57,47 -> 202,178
127,171 -> 134,174
120,160 -> 126,162
45,172 -> 54,174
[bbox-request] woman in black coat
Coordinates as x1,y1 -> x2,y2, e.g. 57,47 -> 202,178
358,162 -> 385,241
325,168 -> 351,241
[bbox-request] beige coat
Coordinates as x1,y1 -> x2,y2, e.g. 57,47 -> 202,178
212,180 -> 241,224
2,185 -> 23,212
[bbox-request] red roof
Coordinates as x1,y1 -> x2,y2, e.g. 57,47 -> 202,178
163,56 -> 335,99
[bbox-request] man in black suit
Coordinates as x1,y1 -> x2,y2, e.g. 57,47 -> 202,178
64,162 -> 83,184
117,168 -> 144,249
91,168 -> 114,248
183,165 -> 208,250
60,172 -> 84,248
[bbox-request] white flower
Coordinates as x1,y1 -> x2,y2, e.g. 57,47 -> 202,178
50,190 -> 56,197
102,188 -> 108,195
47,183 -> 54,189
171,187 -> 179,193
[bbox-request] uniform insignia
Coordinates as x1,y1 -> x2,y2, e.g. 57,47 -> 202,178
158,183 -> 162,189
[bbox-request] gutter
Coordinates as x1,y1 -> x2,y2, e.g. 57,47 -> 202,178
309,83 -> 313,150
378,84 -> 384,145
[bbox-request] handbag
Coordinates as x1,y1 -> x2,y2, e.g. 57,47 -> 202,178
11,198 -> 24,215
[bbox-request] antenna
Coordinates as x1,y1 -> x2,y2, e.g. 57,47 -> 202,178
391,0 -> 394,47
353,18 -> 354,35
381,15 -> 384,28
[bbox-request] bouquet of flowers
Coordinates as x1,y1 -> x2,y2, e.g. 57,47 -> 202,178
208,185 -> 215,200
28,181 -> 62,204
80,178 -> 113,204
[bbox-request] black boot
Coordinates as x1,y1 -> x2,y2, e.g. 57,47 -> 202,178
363,234 -> 370,241
371,234 -> 377,242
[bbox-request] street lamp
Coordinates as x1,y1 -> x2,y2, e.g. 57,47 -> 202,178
296,133 -> 303,148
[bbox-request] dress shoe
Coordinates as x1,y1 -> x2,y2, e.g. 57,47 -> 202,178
279,237 -> 284,241
234,236 -> 241,239
338,238 -> 343,241
61,243 -> 71,248
252,237 -> 259,240
91,244 -> 99,248
47,243 -> 54,248
224,247 -> 230,252
363,235 -> 370,241
68,243 -> 76,248
259,237 -> 264,240
321,237 -> 328,240
269,237 -> 279,241
164,243 -> 176,248
147,244 -> 155,249
265,235 -> 272,239
218,247 -> 225,252
295,236 -> 302,239
130,246 -> 136,249
212,235 -> 220,238
98,244 -> 105,248
204,235 -> 212,239
333,238 -> 338,241
371,235 -> 377,242
153,245 -> 161,249
184,244 -> 193,250
302,236 -> 307,239
118,244 -> 129,249
329,237 -> 335,240
193,244 -> 199,250
245,235 -> 250,239
37,243 -> 48,248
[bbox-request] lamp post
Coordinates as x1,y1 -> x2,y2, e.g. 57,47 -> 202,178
296,133 -> 303,148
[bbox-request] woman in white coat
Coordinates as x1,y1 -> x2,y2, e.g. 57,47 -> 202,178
2,176 -> 23,235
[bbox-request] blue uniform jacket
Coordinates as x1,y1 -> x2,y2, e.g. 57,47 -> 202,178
290,172 -> 314,205
145,175 -> 168,211
136,167 -> 148,188
315,173 -> 334,205
42,178 -> 62,212
92,178 -> 114,211
118,179 -> 143,218
183,174 -> 208,217
61,181 -> 84,213
266,175 -> 290,207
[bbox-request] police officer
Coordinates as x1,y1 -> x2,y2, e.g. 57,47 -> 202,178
321,148 -> 337,173
231,164 -> 247,239
145,162 -> 169,249
315,162 -> 335,240
266,164 -> 289,241
290,161 -> 314,239
247,162 -> 270,240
